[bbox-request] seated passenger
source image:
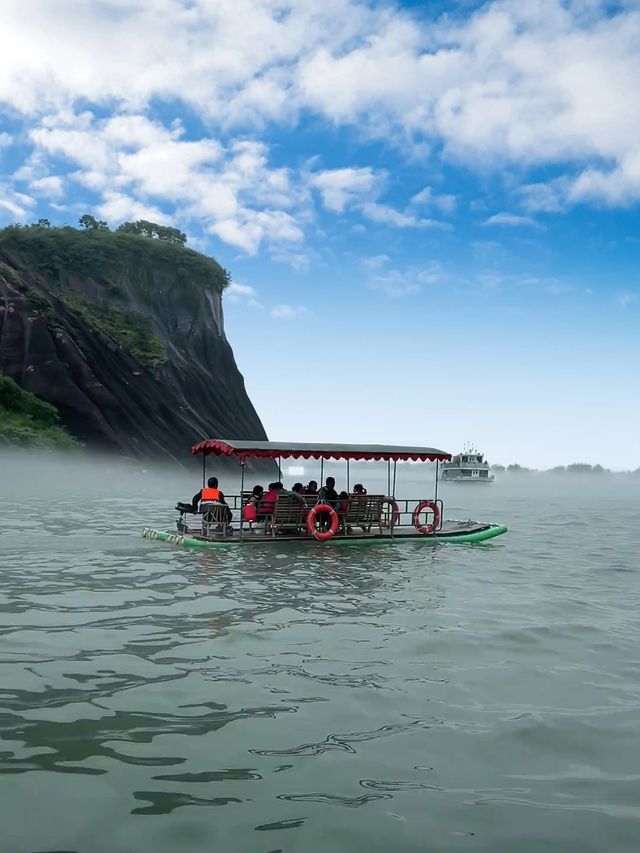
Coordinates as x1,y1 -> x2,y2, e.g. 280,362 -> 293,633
319,476 -> 341,511
242,485 -> 263,529
338,491 -> 350,512
352,483 -> 367,496
305,480 -> 318,495
192,476 -> 231,524
282,482 -> 306,504
261,482 -> 279,515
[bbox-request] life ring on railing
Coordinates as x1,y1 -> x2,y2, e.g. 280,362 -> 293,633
412,500 -> 441,535
380,496 -> 400,527
307,503 -> 339,541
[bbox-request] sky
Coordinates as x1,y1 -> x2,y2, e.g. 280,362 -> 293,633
1,0 -> 639,469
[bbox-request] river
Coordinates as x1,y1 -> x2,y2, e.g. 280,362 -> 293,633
1,452 -> 639,852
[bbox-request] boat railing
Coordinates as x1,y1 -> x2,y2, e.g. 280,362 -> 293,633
177,495 -> 443,532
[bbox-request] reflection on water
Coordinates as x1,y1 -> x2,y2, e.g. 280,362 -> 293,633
1,460 -> 640,852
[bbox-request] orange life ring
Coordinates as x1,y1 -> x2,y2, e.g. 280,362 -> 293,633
307,503 -> 339,541
412,500 -> 441,535
380,496 -> 400,527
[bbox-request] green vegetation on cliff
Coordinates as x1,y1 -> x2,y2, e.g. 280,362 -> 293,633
0,217 -> 231,371
0,219 -> 230,292
0,375 -> 78,449
61,292 -> 167,369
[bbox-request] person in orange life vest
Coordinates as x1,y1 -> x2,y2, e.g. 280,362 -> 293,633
192,476 -> 231,523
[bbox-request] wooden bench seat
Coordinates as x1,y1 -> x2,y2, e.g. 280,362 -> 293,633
199,501 -> 232,537
338,494 -> 385,534
267,494 -> 311,535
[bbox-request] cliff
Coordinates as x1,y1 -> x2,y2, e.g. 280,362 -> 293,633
0,225 -> 267,461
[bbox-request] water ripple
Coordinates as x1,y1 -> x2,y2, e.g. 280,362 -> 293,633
1,475 -> 639,852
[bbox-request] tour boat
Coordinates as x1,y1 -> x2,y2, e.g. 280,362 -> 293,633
143,439 -> 507,548
440,446 -> 495,483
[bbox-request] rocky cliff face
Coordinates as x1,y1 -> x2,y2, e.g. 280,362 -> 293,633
0,226 -> 267,461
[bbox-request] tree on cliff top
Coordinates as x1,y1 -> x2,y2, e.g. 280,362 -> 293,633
1,220 -> 228,292
79,214 -> 109,231
116,220 -> 187,246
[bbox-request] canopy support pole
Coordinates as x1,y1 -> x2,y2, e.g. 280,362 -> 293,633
239,459 -> 245,541
391,460 -> 398,538
435,460 -> 439,502
202,453 -> 206,488
278,456 -> 282,482
320,458 -> 324,489
346,460 -> 350,492
387,460 -> 391,496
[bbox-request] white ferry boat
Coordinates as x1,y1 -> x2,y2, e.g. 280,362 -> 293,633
440,446 -> 495,483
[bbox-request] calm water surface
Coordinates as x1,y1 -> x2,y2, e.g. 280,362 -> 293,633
1,456 -> 639,852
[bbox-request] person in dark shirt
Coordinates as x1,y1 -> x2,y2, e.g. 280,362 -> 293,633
287,482 -> 307,505
305,480 -> 318,495
319,476 -> 341,511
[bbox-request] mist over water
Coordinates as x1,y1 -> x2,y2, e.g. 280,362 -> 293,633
1,451 -> 639,852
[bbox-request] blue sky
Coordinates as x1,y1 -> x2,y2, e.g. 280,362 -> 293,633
1,0 -> 639,468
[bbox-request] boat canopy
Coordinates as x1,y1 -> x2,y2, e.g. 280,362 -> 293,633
191,439 -> 451,462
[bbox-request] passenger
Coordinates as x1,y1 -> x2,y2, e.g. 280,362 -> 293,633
319,476 -> 341,511
305,480 -> 318,495
288,482 -> 307,504
261,482 -> 279,516
192,476 -> 231,524
352,483 -> 367,496
338,491 -> 350,512
242,484 -> 263,530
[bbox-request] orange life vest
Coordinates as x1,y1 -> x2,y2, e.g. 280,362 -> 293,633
201,487 -> 221,501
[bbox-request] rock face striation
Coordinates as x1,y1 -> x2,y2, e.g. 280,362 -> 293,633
0,225 -> 267,460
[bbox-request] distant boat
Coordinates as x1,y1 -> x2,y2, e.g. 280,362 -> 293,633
440,446 -> 495,483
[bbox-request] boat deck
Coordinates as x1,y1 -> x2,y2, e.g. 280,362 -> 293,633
143,519 -> 508,548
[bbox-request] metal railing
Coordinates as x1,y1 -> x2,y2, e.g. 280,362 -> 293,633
178,495 -> 444,535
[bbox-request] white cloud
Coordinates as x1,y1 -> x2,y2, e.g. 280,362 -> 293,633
361,254 -> 390,272
270,303 -> 307,319
0,185 -> 35,219
19,111 -> 306,254
410,186 -> 457,214
618,291 -> 638,309
96,191 -> 168,225
2,0 -> 640,221
29,175 -> 64,198
209,209 -> 303,254
517,181 -> 567,213
224,282 -> 261,308
483,212 -> 543,228
365,256 -> 446,297
0,133 -> 11,148
309,167 -> 380,213
360,201 -> 449,230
